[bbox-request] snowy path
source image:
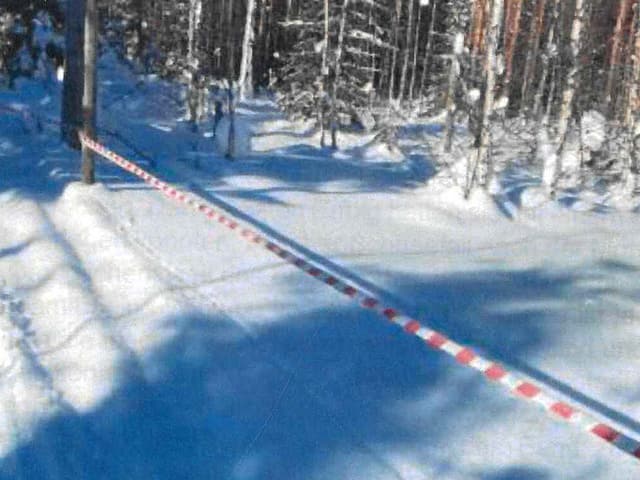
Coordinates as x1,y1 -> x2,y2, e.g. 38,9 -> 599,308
76,148 -> 634,478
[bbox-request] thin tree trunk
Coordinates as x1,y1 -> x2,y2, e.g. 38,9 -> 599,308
544,61 -> 558,121
550,0 -> 585,195
216,0 -> 226,72
624,1 -> 640,194
82,0 -> 97,185
331,0 -> 350,149
625,1 -> 640,127
467,0 -> 504,195
255,0 -> 267,86
604,0 -> 633,116
520,0 -> 547,112
227,0 -> 236,158
418,0 -> 438,101
239,0 -> 256,100
408,2 -> 422,101
285,0 -> 293,21
319,0 -> 329,147
388,0 -> 402,104
469,0 -> 487,55
368,0 -> 377,106
187,0 -> 203,123
399,0 -> 415,102
533,0 -> 560,120
503,0 -> 523,101
61,0 -> 86,149
263,0 -> 273,84
133,0 -> 146,63
444,32 -> 463,153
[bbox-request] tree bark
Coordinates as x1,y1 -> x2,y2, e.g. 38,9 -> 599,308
399,0 -> 415,102
418,0 -> 438,100
520,0 -> 547,112
503,0 -> 523,100
187,0 -> 203,123
533,0 -> 560,120
319,0 -> 329,147
226,0 -> 236,158
82,0 -> 97,185
444,32 -> 463,153
133,0 -> 146,63
550,0 -> 585,195
625,1 -> 640,128
367,0 -> 377,106
408,3 -> 422,101
624,1 -> 640,194
467,0 -> 504,195
331,0 -> 350,150
604,0 -> 633,116
61,0 -> 86,149
239,0 -> 256,99
388,0 -> 403,104
469,0 -> 488,57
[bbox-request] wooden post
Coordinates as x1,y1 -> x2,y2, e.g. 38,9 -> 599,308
82,0 -> 97,184
61,0 -> 85,148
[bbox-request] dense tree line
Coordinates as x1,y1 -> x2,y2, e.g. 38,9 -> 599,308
0,1 -> 63,81
2,0 -> 639,196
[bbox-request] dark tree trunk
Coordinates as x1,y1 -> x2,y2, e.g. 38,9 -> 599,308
61,0 -> 86,149
82,0 -> 97,185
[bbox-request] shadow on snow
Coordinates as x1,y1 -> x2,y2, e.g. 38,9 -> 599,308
0,263 -> 629,478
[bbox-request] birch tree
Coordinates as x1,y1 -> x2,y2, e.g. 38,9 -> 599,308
399,0 -> 415,101
407,1 -> 422,101
330,0 -> 350,149
239,0 -> 257,99
623,0 -> 640,194
466,0 -> 503,195
320,0 -> 329,147
625,1 -> 640,129
533,0 -> 559,120
548,0 -> 586,196
186,0 -> 203,124
443,32 -> 463,153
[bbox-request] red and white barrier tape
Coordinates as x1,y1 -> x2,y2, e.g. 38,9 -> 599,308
79,132 -> 640,463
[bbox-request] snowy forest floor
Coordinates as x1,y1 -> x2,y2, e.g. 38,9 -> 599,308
0,53 -> 639,479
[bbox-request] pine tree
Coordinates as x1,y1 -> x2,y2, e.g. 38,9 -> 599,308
418,0 -> 439,101
503,0 -> 523,103
277,0 -> 391,147
604,0 -> 633,117
520,0 -> 547,112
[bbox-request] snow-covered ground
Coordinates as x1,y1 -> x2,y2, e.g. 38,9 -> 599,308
0,55 -> 639,479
